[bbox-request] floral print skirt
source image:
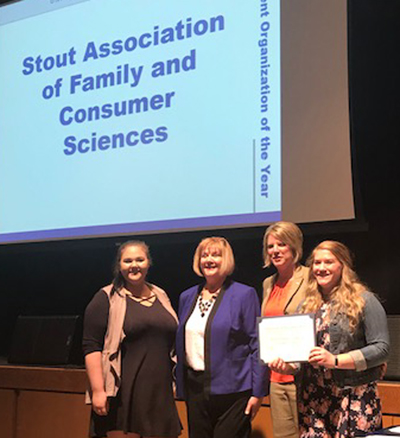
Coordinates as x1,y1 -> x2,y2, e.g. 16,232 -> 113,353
298,304 -> 382,438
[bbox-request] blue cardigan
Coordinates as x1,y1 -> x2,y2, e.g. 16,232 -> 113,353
176,280 -> 268,399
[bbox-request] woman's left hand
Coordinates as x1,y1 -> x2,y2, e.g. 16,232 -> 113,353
244,396 -> 263,421
308,347 -> 335,368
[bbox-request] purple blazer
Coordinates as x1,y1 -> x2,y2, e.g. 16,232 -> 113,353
176,280 -> 268,399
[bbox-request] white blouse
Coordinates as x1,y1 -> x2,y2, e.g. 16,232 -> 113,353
185,295 -> 217,371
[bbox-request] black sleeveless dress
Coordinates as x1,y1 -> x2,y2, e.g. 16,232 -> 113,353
83,291 -> 182,437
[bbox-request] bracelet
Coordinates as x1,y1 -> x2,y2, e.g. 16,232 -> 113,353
334,355 -> 339,369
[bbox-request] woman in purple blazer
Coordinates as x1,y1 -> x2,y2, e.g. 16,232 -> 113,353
176,237 -> 268,438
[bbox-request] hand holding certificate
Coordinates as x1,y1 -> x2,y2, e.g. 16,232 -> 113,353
258,313 -> 316,364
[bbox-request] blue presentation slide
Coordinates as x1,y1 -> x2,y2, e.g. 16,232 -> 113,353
0,0 -> 281,243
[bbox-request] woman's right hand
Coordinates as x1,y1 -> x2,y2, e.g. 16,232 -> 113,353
268,357 -> 296,375
92,390 -> 109,416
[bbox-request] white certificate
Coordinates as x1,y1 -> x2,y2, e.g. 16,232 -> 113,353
258,313 -> 316,364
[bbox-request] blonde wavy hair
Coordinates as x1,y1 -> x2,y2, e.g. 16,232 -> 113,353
302,241 -> 366,332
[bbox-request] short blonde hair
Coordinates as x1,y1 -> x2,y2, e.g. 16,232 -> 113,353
262,221 -> 303,267
193,237 -> 235,278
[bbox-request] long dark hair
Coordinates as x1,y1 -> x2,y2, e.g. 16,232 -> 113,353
112,240 -> 152,292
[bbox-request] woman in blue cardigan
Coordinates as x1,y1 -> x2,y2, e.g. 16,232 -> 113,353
176,237 -> 268,438
270,241 -> 390,438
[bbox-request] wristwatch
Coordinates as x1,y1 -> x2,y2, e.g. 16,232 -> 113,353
334,355 -> 339,368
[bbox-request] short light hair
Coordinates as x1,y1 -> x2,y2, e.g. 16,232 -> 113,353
262,221 -> 303,267
193,237 -> 235,278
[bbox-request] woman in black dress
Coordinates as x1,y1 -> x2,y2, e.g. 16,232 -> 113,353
83,240 -> 182,438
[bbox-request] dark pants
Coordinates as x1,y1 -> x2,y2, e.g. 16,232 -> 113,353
185,368 -> 252,438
